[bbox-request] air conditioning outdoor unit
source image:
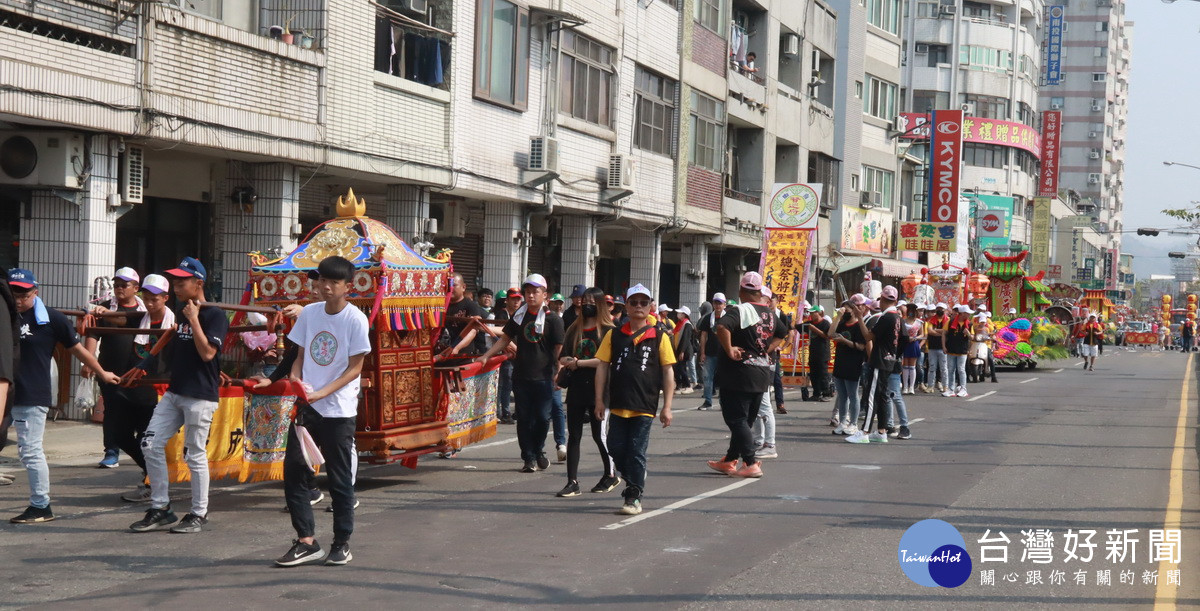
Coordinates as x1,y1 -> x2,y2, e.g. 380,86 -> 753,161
915,43 -> 930,54
121,145 -> 145,204
782,33 -> 800,58
1050,102 -> 1063,109
1089,151 -> 1101,159
940,4 -> 956,15
961,102 -> 976,115
608,154 -> 635,191
1091,100 -> 1104,111
1088,173 -> 1101,184
0,131 -> 84,188
1089,131 -> 1101,138
527,136 -> 560,173
400,0 -> 428,15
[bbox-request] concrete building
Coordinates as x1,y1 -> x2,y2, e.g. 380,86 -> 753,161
1038,0 -> 1132,291
901,0 -> 1045,263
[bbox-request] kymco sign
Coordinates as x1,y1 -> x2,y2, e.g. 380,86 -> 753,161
927,110 -> 964,223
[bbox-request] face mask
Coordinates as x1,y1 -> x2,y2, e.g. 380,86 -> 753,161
582,304 -> 599,318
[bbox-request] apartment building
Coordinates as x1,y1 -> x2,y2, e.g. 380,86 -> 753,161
1038,0 -> 1132,291
900,0 -> 1044,265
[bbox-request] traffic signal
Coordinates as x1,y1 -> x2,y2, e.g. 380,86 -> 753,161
1137,228 -> 1160,236
1169,252 -> 1187,259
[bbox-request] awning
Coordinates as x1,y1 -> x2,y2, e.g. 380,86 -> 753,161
872,258 -> 922,279
818,256 -> 872,273
531,6 -> 588,27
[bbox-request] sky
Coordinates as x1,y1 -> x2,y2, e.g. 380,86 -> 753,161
1122,0 -> 1200,279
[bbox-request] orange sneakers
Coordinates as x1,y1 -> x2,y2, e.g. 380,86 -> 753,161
706,458 -> 739,475
730,462 -> 763,478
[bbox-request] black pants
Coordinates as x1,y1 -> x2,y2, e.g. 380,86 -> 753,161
809,356 -> 830,398
675,354 -> 693,388
100,383 -> 155,473
720,389 -> 763,465
859,367 -> 889,433
284,404 -> 357,543
514,378 -> 553,462
565,389 -> 613,483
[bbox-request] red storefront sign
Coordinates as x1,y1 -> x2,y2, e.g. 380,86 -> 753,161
928,110 -> 964,224
1039,110 -> 1061,198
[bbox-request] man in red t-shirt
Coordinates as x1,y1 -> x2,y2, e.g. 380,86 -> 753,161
1077,314 -> 1104,371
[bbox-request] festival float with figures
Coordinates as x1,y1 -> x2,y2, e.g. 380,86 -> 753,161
86,189 -> 504,484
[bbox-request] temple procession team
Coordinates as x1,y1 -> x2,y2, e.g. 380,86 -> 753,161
0,256 -> 1017,568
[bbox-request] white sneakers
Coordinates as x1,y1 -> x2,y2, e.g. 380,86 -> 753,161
868,432 -> 889,443
942,390 -> 956,398
845,431 -> 870,444
956,387 -> 969,398
754,444 -> 778,459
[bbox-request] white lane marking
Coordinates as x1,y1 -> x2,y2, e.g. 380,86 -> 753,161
843,465 -> 882,470
601,478 -> 758,530
459,437 -> 518,451
908,418 -> 925,425
1053,368 -> 1064,373
967,390 -> 996,402
1074,361 -> 1085,367
1019,377 -> 1039,384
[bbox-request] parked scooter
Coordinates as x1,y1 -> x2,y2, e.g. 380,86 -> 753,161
968,332 -> 991,383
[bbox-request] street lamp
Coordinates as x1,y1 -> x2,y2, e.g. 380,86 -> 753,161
1164,161 -> 1200,172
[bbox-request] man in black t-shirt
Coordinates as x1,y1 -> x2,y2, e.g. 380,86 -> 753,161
707,273 -> 788,479
129,257 -> 230,535
800,305 -> 832,402
7,269 -> 120,524
696,292 -> 726,409
476,274 -> 565,472
442,272 -> 488,355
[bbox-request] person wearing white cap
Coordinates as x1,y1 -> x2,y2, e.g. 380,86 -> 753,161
942,304 -> 974,397
924,302 -> 950,393
85,267 -> 146,470
671,306 -> 697,394
696,293 -> 727,409
593,283 -> 676,515
475,273 -> 566,473
706,272 -> 789,478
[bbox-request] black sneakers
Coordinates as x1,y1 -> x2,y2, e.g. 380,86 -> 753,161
590,475 -> 621,493
326,541 -> 352,566
325,499 -> 360,512
897,425 -> 912,440
520,461 -> 536,473
10,505 -> 54,524
170,513 -> 208,534
536,453 -> 550,470
556,481 -> 581,497
275,539 -> 326,567
130,506 -> 178,532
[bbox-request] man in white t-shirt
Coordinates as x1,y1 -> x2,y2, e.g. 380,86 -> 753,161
276,256 -> 371,568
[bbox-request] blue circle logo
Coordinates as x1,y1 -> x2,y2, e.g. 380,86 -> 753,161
898,519 -> 972,588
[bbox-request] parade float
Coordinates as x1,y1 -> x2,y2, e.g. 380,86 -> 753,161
98,189 -> 502,484
980,251 -> 1061,370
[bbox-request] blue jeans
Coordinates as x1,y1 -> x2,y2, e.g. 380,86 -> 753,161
607,414 -> 653,501
885,372 -> 909,428
753,391 -> 775,447
13,405 -> 51,509
928,349 -> 948,388
551,388 -> 566,446
686,355 -> 698,388
916,351 -> 926,386
702,356 -> 719,405
514,378 -> 553,462
832,376 -> 860,427
498,361 -> 514,420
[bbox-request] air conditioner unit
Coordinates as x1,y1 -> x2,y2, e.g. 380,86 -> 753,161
1089,131 -> 1101,138
1050,102 -> 1063,110
398,0 -> 428,15
1089,151 -> 1101,159
961,102 -> 976,115
0,131 -> 84,188
782,33 -> 800,58
915,43 -> 930,54
1088,173 -> 1101,184
437,201 -> 467,238
939,4 -> 956,15
121,145 -> 145,204
608,154 -> 635,191
527,136 -> 560,174
1091,100 -> 1104,111
860,191 -> 882,206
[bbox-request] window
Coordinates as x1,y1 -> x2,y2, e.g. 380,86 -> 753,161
474,0 -> 530,109
558,31 -> 615,126
913,90 -> 949,112
962,143 -> 1006,169
964,94 -> 1009,119
916,0 -> 939,17
690,91 -> 724,171
855,81 -> 864,99
963,1 -> 991,18
808,154 -> 841,210
634,66 -> 678,157
696,0 -> 722,33
866,0 -> 901,35
1092,73 -> 1107,82
1016,102 -> 1034,125
1050,96 -> 1065,108
1016,150 -> 1038,175
1096,21 -> 1109,32
862,166 -> 895,209
959,45 -> 1012,72
864,75 -> 897,120
924,44 -> 949,67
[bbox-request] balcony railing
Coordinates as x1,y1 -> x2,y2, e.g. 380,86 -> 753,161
725,186 -> 762,205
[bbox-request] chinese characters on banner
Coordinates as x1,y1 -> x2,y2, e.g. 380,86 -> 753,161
976,527 -> 1181,588
898,113 -> 1042,157
928,110 -> 965,224
1040,111 -> 1062,197
898,222 -> 958,252
759,229 -> 814,383
1046,6 -> 1065,85
1031,198 -> 1052,275
992,278 -> 1022,314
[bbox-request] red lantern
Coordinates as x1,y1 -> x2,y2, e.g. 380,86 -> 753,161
967,272 -> 990,298
901,271 -> 921,300
920,267 -> 929,275
942,263 -> 950,270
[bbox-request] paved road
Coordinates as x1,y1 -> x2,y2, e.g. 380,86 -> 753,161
1,347 -> 1196,609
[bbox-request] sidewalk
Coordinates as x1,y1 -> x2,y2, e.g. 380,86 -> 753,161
0,419 -> 105,476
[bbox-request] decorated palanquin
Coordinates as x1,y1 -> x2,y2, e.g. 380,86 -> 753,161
247,189 -> 497,465
982,251 -> 1050,314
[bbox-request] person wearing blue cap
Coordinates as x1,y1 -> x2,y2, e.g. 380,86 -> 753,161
561,284 -> 588,329
7,269 -> 121,524
128,256 -> 229,534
